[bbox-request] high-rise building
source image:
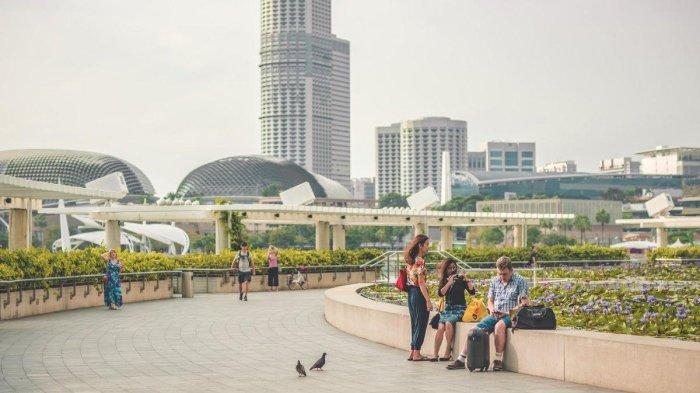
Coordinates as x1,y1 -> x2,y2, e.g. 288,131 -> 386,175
484,142 -> 536,172
260,0 -> 351,189
538,160 -> 577,173
351,177 -> 375,200
375,117 -> 468,199
467,151 -> 486,171
637,146 -> 700,177
375,123 -> 401,197
599,157 -> 640,174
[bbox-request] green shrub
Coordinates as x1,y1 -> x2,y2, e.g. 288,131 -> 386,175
647,246 -> 700,262
0,248 -> 384,280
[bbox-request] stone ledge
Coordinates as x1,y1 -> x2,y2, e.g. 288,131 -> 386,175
0,278 -> 173,320
324,283 -> 700,393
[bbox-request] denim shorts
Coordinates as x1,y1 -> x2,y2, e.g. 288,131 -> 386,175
476,315 -> 512,333
238,271 -> 252,284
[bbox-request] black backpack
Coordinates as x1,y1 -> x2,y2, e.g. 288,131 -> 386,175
512,306 -> 556,331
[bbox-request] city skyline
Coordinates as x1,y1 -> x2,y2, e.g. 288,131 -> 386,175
1,1 -> 699,195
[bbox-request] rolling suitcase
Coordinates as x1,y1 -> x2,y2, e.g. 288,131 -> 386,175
467,328 -> 490,372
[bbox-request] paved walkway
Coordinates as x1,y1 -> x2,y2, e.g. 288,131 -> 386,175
0,290 -> 615,392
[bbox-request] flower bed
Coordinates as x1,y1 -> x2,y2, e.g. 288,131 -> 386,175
360,265 -> 700,341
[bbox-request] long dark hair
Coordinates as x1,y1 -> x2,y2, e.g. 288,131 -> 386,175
403,234 -> 429,265
438,258 -> 458,289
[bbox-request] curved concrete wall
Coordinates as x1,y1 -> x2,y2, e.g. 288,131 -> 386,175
325,283 -> 700,393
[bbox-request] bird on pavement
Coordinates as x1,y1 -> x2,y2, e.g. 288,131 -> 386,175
296,360 -> 307,377
310,353 -> 326,371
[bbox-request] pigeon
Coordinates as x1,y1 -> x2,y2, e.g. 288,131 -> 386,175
296,360 -> 307,377
310,353 -> 326,371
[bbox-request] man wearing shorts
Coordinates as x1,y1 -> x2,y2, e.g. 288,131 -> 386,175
447,256 -> 528,371
232,242 -> 255,301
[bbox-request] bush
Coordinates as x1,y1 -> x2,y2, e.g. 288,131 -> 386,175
647,246 -> 700,263
0,248 -> 385,280
448,244 -> 627,263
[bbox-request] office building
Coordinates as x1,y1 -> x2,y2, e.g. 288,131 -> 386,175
476,198 -> 623,223
467,151 -> 486,171
538,160 -> 577,173
259,0 -> 351,189
599,157 -> 640,174
484,142 -> 536,172
637,146 -> 700,177
375,117 -> 467,199
351,177 -> 375,200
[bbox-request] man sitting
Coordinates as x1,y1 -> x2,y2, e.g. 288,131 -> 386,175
447,256 -> 529,371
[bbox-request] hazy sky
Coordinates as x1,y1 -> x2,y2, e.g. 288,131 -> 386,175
1,0 -> 699,195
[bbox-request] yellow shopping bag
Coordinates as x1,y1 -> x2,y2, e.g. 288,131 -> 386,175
463,298 -> 488,323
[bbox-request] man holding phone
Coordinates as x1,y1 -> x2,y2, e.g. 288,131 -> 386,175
447,256 -> 528,371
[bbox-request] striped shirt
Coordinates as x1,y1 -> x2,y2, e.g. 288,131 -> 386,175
487,273 -> 528,313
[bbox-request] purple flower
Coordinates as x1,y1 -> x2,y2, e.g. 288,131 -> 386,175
613,303 -> 623,314
640,311 -> 658,323
581,304 -> 595,314
676,306 -> 688,320
544,293 -> 557,303
632,295 -> 645,302
564,282 -> 573,290
646,295 -> 657,304
693,297 -> 700,306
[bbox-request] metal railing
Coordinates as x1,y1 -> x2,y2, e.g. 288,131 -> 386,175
0,270 -> 182,309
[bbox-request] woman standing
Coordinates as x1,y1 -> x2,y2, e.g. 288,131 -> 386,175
267,245 -> 280,292
431,258 -> 475,361
101,249 -> 124,310
404,234 -> 433,361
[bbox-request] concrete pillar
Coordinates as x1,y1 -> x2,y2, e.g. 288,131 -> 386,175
8,208 -> 32,250
413,222 -> 426,237
513,225 -> 523,248
181,271 -> 194,298
104,220 -> 121,251
315,221 -> 330,250
215,216 -> 229,254
332,225 -> 346,250
522,224 -> 528,247
440,226 -> 453,251
656,227 -> 668,247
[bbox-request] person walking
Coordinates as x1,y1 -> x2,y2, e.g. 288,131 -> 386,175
232,242 -> 255,301
431,258 -> 475,361
404,234 -> 433,361
267,245 -> 280,292
101,249 -> 123,310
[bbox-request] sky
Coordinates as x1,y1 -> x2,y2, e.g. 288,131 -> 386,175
1,0 -> 699,196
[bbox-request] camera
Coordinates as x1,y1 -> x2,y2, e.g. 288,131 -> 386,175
453,274 -> 465,282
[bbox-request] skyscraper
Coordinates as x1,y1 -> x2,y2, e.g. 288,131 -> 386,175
375,117 -> 468,199
260,0 -> 351,189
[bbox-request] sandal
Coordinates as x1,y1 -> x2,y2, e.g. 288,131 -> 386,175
439,356 -> 452,361
429,357 -> 439,362
411,356 -> 429,361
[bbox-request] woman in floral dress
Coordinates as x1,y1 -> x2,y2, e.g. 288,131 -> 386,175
102,249 -> 124,310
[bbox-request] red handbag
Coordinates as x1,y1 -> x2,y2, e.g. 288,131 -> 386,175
395,268 -> 408,292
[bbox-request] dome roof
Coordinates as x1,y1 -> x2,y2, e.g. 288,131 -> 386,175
177,155 -> 351,199
0,149 -> 154,197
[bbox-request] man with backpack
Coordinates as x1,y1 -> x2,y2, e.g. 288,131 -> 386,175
232,242 -> 255,301
447,256 -> 529,371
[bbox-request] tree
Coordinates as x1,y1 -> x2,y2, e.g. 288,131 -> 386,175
165,192 -> 180,200
378,193 -> 408,208
191,233 -> 215,253
261,184 -> 282,197
601,188 -> 626,201
541,233 -> 576,246
224,211 -> 247,250
595,209 -> 611,244
527,227 -> 542,246
435,195 -> 484,212
558,218 -> 574,237
573,215 -> 591,243
481,206 -> 493,213
540,219 -> 554,235
479,227 -> 504,245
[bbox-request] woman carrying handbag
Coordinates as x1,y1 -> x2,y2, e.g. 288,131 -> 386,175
403,234 -> 433,361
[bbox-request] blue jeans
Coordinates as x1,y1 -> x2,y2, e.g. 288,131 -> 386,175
407,286 -> 429,350
476,315 -> 512,333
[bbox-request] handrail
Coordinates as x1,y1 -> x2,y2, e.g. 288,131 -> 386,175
0,270 -> 182,286
430,250 -> 472,269
360,251 -> 397,268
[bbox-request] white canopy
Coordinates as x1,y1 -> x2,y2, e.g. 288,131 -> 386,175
610,240 -> 659,250
51,231 -> 139,252
0,174 -> 126,200
122,222 -> 189,254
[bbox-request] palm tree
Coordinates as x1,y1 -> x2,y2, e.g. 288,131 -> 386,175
540,219 -> 554,235
595,209 -> 611,245
573,215 -> 591,244
558,218 -> 574,237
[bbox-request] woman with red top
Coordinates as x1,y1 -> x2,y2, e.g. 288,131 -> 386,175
404,234 -> 433,361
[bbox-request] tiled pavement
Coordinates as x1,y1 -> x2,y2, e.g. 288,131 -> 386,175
0,290 -> 616,392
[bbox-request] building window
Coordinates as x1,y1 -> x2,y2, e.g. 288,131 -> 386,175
489,150 -> 502,157
521,151 -> 533,158
505,151 -> 518,166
